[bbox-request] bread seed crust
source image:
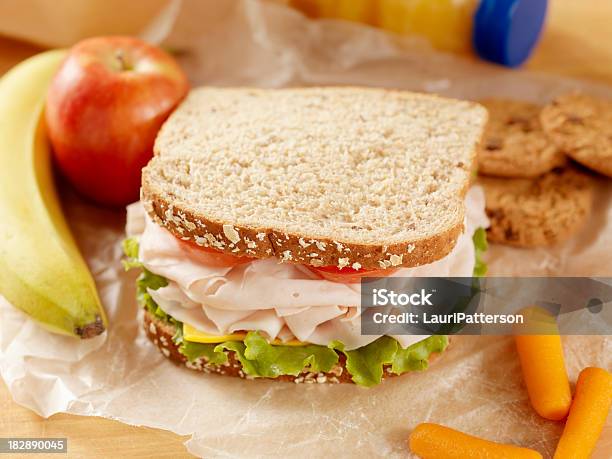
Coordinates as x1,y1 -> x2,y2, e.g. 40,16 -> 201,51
142,189 -> 465,270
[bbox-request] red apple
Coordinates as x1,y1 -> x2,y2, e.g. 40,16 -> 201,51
46,36 -> 189,207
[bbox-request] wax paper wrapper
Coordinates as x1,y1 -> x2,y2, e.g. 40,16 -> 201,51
0,1 -> 611,457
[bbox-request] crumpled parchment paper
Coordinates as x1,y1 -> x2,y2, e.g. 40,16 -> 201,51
0,1 -> 610,457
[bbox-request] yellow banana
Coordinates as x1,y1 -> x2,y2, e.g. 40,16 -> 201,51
0,50 -> 107,338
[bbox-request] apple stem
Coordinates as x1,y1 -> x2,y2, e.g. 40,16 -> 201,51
115,50 -> 133,71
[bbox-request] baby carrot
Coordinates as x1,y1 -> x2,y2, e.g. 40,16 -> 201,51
554,367 -> 612,459
409,423 -> 542,459
515,334 -> 572,420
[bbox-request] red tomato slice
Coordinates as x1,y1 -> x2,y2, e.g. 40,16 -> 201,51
307,265 -> 397,283
181,239 -> 253,267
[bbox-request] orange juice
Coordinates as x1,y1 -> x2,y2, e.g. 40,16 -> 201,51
287,0 -> 549,67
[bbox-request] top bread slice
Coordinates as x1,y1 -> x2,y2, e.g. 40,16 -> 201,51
141,87 -> 487,270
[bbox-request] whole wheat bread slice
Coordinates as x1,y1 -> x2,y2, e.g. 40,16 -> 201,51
141,87 -> 487,270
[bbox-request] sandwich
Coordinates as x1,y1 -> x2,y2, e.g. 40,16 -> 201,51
123,87 -> 489,387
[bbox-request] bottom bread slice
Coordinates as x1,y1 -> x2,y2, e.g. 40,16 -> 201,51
480,168 -> 594,247
143,310 -> 446,385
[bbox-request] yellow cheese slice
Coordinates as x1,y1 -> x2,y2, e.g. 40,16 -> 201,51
183,323 -> 246,343
183,323 -> 308,346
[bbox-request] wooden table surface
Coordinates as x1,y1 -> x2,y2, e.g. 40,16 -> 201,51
1,1 -> 611,458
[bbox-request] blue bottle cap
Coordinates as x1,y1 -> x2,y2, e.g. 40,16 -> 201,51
473,0 -> 548,67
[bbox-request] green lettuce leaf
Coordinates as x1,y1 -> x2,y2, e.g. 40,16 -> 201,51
122,237 -> 142,270
330,337 -> 398,387
179,333 -> 448,387
181,341 -> 229,365
176,330 -> 340,378
214,341 -> 258,375
122,237 -> 171,321
138,268 -> 168,292
391,335 -> 448,374
136,269 -> 169,321
329,336 -> 449,386
122,238 -> 167,295
472,227 -> 488,277
216,331 -> 339,378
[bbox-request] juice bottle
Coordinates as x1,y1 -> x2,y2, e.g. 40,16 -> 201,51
288,0 -> 548,67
